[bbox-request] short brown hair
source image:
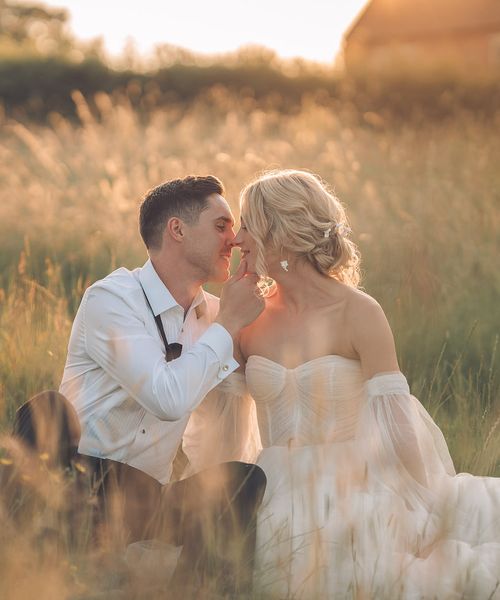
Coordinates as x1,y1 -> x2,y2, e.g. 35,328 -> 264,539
139,175 -> 224,249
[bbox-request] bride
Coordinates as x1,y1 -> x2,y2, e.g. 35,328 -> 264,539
185,169 -> 500,598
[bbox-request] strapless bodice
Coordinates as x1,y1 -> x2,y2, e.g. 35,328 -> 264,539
246,355 -> 365,447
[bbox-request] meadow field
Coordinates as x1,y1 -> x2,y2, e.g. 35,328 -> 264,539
0,89 -> 499,598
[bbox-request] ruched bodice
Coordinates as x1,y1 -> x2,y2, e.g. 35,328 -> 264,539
246,355 -> 365,447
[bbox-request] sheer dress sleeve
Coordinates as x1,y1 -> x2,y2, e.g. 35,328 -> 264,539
181,372 -> 262,474
357,372 -> 456,507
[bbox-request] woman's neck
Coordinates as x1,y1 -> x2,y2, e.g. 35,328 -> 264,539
271,260 -> 342,313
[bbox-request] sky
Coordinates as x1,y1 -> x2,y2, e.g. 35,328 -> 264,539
39,0 -> 368,63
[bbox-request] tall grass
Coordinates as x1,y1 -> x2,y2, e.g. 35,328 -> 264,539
0,90 -> 499,598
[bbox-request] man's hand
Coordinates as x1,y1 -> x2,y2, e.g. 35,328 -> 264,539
215,259 -> 265,338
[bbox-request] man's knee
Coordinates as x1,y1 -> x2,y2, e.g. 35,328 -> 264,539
12,390 -> 81,468
225,462 -> 267,507
244,463 -> 267,500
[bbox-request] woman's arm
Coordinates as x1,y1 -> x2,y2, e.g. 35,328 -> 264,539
349,294 -> 432,487
349,293 -> 400,380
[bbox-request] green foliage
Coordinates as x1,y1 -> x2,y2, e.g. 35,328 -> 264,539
0,55 -> 131,118
2,49 -> 500,122
0,0 -> 73,54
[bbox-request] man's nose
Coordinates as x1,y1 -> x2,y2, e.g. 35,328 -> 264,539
232,230 -> 243,246
224,232 -> 238,251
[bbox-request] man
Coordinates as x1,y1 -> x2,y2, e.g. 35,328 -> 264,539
56,175 -> 266,592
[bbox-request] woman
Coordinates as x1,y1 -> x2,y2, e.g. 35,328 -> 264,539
228,169 -> 500,598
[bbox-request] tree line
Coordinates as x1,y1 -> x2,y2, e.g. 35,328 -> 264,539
1,0 -> 499,121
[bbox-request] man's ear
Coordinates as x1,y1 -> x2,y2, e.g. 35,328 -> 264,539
165,217 -> 185,242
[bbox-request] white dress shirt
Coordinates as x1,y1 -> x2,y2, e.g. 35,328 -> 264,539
60,259 -> 239,484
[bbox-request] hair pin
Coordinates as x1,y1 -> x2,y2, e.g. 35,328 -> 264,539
334,223 -> 351,237
323,228 -> 332,238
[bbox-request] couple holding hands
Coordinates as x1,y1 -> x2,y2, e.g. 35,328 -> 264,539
17,170 -> 500,598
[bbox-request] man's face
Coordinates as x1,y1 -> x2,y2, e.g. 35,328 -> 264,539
183,193 -> 236,282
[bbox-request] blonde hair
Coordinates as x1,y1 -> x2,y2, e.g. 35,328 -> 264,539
240,169 -> 361,287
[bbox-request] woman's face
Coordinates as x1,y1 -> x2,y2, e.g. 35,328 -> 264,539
233,216 -> 259,274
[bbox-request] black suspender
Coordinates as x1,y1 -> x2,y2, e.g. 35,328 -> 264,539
139,283 -> 183,362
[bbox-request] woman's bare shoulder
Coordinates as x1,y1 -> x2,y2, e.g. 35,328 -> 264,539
343,287 -> 399,379
344,286 -> 384,318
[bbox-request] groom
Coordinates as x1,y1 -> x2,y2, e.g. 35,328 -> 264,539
19,175 -> 266,593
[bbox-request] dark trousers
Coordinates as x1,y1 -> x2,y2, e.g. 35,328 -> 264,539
12,391 -> 266,594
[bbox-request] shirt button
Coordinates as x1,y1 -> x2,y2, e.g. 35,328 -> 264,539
222,365 -> 229,371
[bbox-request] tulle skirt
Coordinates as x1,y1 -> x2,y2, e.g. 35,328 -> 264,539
254,443 -> 500,599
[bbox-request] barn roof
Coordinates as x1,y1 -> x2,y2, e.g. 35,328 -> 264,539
345,0 -> 500,43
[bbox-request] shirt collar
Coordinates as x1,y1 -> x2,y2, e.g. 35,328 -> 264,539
139,259 -> 207,319
192,288 -> 207,319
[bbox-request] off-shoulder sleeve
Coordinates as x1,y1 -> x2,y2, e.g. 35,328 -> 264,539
181,372 -> 262,474
357,372 -> 455,507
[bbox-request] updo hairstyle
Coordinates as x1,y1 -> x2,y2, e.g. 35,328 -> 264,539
239,169 -> 360,287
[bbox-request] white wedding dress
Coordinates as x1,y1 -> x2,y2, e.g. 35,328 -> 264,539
240,355 -> 500,599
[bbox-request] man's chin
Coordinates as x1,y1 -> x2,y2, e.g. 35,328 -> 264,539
211,267 -> 231,283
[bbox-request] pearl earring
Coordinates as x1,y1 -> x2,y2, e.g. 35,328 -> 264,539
280,260 -> 289,272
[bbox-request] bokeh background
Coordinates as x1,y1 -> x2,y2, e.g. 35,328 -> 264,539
0,1 -> 499,595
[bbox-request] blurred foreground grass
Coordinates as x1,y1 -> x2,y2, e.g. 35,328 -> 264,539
0,90 -> 499,598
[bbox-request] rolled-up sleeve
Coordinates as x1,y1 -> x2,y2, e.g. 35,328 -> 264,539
83,287 -> 238,421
